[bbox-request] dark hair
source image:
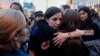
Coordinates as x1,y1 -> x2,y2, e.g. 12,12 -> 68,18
62,4 -> 70,10
59,9 -> 81,32
78,6 -> 92,22
35,13 -> 44,17
44,6 -> 62,19
10,2 -> 24,14
35,11 -> 43,15
35,11 -> 44,17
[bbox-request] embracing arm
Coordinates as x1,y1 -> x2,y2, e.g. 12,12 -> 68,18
53,29 -> 94,47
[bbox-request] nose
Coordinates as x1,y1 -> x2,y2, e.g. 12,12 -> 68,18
56,20 -> 61,26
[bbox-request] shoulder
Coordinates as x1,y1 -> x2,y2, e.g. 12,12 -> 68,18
14,49 -> 29,56
0,49 -> 29,56
31,26 -> 40,36
91,22 -> 99,30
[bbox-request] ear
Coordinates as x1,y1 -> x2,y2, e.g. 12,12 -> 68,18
46,19 -> 49,23
13,33 -> 19,41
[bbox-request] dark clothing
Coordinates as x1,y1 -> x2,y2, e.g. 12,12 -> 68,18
79,21 -> 100,41
29,20 -> 56,56
79,21 -> 100,56
29,20 -> 69,56
0,48 -> 29,56
92,17 -> 100,29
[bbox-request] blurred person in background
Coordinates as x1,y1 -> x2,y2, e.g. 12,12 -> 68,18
10,2 -> 31,53
10,2 -> 31,27
34,11 -> 44,21
60,4 -> 70,13
91,9 -> 100,29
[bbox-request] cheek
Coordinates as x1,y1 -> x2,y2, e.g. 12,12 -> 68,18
81,15 -> 85,18
85,14 -> 88,18
20,30 -> 29,43
48,20 -> 55,27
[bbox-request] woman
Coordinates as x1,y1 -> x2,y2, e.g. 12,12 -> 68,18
78,6 -> 100,56
29,7 -> 87,56
10,2 -> 30,53
0,9 -> 29,56
10,2 -> 30,26
53,9 -> 83,56
29,6 -> 62,56
78,6 -> 100,41
54,6 -> 100,56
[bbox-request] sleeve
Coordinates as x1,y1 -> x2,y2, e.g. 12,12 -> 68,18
37,20 -> 56,41
29,26 -> 42,52
82,23 -> 100,41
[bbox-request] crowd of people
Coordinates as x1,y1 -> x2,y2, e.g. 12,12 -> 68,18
0,2 -> 100,56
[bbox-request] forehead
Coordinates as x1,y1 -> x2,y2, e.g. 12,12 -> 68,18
79,10 -> 87,14
51,12 -> 62,18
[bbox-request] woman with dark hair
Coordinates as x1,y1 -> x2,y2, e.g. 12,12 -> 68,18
53,9 -> 82,56
10,2 -> 24,13
53,6 -> 100,56
78,6 -> 100,41
10,2 -> 30,25
78,6 -> 100,56
29,6 -> 62,56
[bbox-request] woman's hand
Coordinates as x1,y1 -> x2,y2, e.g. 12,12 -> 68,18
52,29 -> 84,47
53,32 -> 69,47
41,40 -> 50,50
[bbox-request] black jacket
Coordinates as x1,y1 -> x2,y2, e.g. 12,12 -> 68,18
79,21 -> 100,41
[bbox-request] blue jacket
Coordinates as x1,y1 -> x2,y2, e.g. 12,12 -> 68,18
0,48 -> 29,56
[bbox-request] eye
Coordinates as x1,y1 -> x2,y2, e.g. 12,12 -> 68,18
53,18 -> 57,21
59,18 -> 62,20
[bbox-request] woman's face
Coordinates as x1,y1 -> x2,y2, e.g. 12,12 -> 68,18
18,27 -> 29,43
10,4 -> 20,10
46,12 -> 62,29
79,10 -> 88,21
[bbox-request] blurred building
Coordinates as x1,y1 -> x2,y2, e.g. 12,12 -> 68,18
69,0 -> 100,15
76,0 -> 100,16
86,0 -> 100,16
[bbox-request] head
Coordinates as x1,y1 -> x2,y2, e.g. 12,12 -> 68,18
44,6 -> 62,29
10,2 -> 30,25
59,9 -> 81,32
10,2 -> 24,13
35,11 -> 44,21
0,9 -> 28,51
78,6 -> 92,22
61,4 -> 70,12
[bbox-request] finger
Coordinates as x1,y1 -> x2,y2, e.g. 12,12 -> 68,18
54,41 -> 60,46
53,38 -> 59,44
54,32 -> 59,35
58,42 -> 62,48
53,37 -> 58,41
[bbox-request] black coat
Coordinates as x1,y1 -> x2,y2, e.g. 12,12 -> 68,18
29,20 -> 57,56
79,21 -> 100,41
